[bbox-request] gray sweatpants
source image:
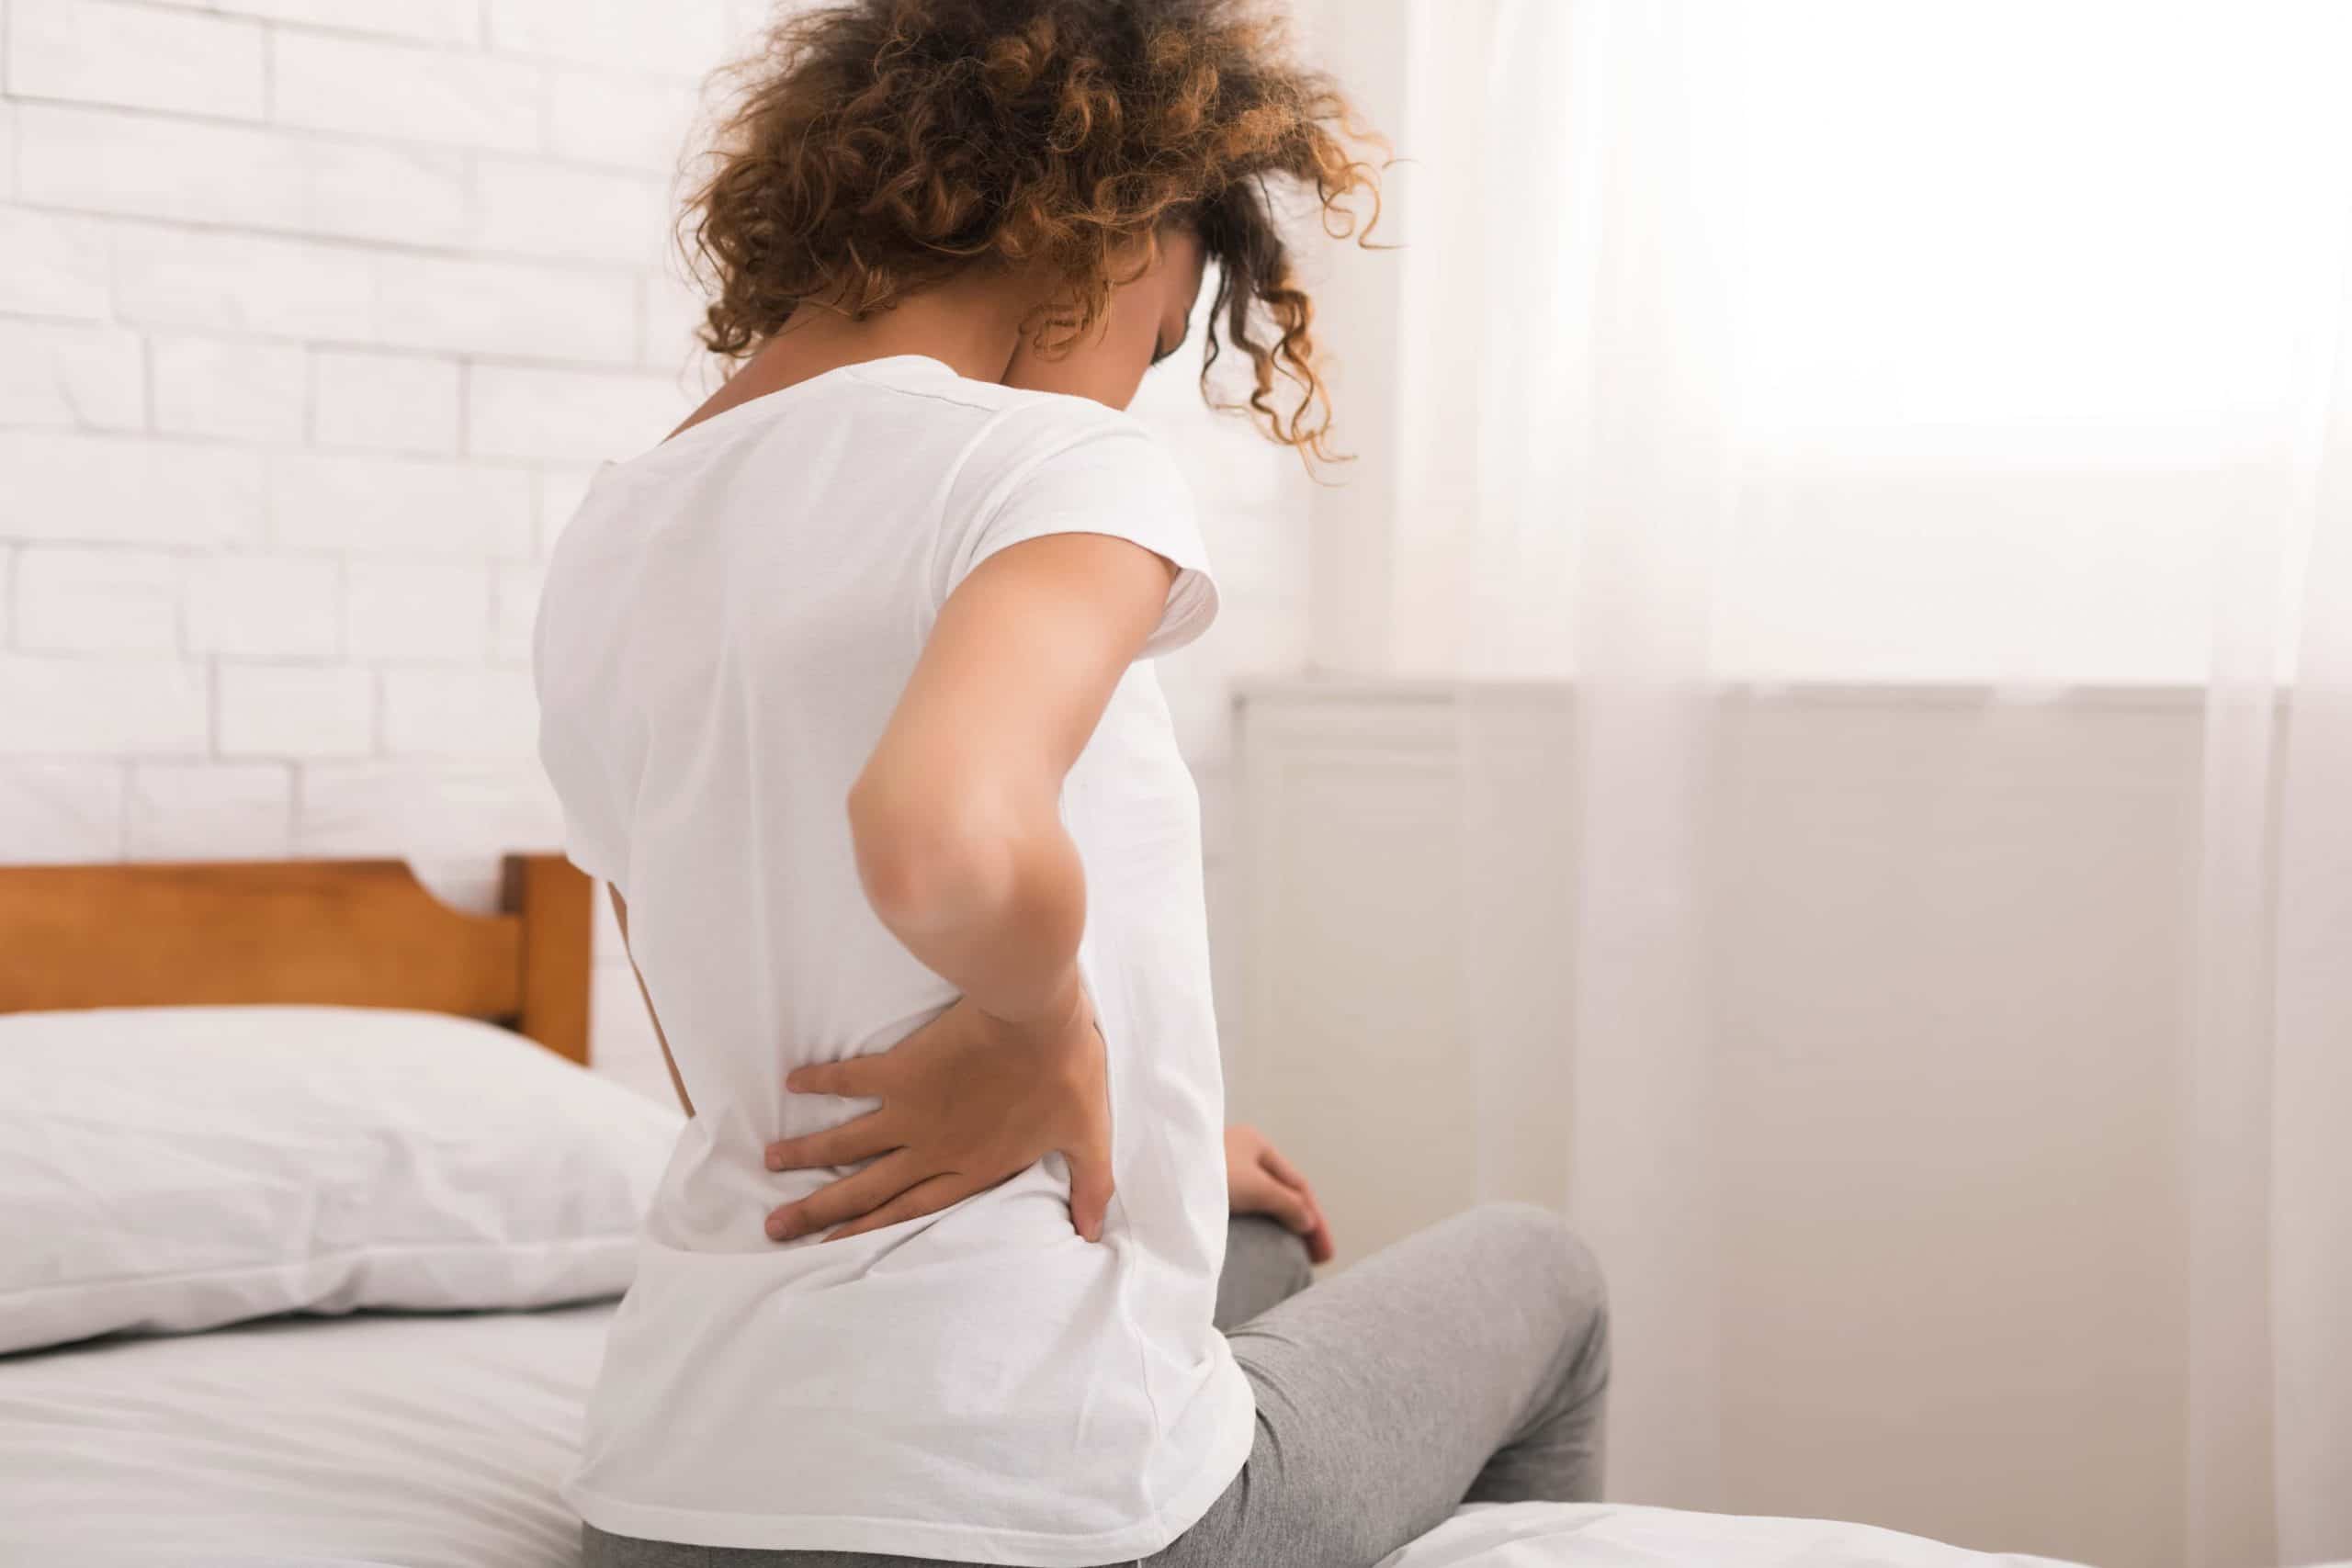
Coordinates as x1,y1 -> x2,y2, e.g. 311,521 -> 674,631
584,1202 -> 1611,1568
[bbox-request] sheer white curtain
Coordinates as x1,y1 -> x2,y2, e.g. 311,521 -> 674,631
1465,0 -> 1740,1513
1450,2 -> 2352,1561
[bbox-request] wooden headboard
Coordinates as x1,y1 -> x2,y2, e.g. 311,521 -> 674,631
0,854 -> 594,1062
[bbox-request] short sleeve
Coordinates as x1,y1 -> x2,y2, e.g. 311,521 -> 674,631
539,705 -> 630,895
939,414 -> 1220,659
533,543 -> 631,896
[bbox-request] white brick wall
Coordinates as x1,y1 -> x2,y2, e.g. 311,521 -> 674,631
0,0 -> 1314,1087
215,662 -> 374,756
127,761 -> 293,858
0,761 -> 125,860
346,558 -> 489,660
6,0 -> 268,118
187,553 -> 340,655
270,30 -> 540,150
0,318 -> 142,428
13,545 -> 181,650
152,337 -> 307,443
311,349 -> 461,453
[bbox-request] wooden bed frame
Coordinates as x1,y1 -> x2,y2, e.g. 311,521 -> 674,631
0,854 -> 594,1062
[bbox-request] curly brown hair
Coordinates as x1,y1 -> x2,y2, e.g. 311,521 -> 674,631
684,0 -> 1382,461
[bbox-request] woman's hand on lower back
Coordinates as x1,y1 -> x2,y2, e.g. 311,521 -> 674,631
762,983 -> 1114,1245
1226,1124 -> 1336,1264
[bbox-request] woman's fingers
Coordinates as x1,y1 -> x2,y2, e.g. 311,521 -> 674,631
1256,1140 -> 1307,1192
821,1172 -> 974,1243
1300,1206 -> 1336,1265
1250,1139 -> 1335,1261
765,1109 -> 899,1172
784,1055 -> 889,1099
1251,1176 -> 1317,1237
765,1149 -> 922,1241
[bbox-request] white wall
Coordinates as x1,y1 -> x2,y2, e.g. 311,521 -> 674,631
1233,679 -> 2199,1568
0,0 -> 1316,1099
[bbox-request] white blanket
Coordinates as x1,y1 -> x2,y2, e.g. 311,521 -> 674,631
0,1304 -> 2080,1568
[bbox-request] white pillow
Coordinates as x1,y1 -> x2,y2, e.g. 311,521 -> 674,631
0,1006 -> 681,1357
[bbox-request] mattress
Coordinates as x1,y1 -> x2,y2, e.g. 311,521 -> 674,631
0,1304 -> 2081,1568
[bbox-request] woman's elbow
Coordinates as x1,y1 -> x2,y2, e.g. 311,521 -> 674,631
846,773 -> 1018,933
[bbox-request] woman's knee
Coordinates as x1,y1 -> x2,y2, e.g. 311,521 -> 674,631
1458,1203 -> 1611,1425
1229,1213 -> 1315,1287
1457,1202 -> 1609,1323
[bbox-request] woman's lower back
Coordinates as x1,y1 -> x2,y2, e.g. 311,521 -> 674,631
563,1167 -> 1254,1562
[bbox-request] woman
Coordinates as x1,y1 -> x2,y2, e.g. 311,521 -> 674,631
533,3 -> 1610,1564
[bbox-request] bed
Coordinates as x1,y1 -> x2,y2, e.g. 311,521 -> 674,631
0,856 -> 2077,1568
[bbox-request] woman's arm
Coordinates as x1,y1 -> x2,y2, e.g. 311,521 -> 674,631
847,530 -> 1172,1021
759,530 -> 1177,1244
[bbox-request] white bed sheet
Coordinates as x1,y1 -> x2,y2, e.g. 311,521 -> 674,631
0,1303 -> 614,1568
1373,1502 -> 2079,1568
0,1306 -> 2082,1568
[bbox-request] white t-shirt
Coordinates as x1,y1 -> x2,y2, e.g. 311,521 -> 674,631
533,355 -> 1252,1562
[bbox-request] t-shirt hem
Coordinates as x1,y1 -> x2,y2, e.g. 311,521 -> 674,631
561,1372 -> 1255,1566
